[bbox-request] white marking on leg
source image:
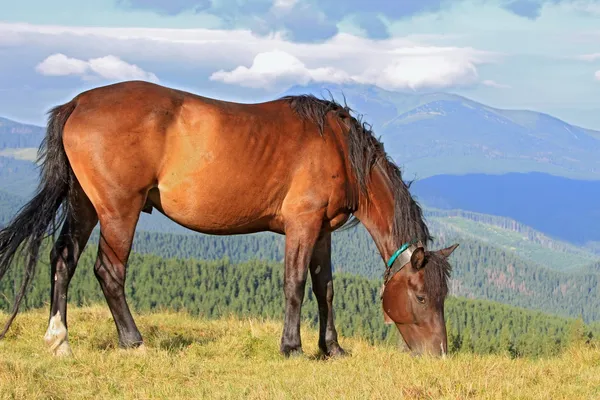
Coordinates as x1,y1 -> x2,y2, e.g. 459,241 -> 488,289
314,265 -> 321,274
44,311 -> 72,356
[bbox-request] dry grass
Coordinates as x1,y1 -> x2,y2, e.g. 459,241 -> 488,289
1,306 -> 599,399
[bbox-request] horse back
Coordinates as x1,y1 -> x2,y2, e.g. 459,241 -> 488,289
61,81 -> 353,234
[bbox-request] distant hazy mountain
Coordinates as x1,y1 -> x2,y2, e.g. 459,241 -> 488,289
283,84 -> 600,180
4,84 -> 600,179
2,85 -> 599,245
411,172 -> 600,247
0,117 -> 45,149
0,156 -> 39,197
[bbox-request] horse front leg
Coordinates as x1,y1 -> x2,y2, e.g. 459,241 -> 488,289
280,217 -> 322,357
309,232 -> 345,357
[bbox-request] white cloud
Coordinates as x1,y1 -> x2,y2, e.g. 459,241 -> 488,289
272,0 -> 298,11
35,53 -> 158,82
576,53 -> 600,61
482,79 -> 511,89
4,22 -> 497,92
212,47 -> 494,91
210,50 -> 351,89
35,53 -> 89,76
87,56 -> 159,82
595,71 -> 600,81
567,0 -> 600,15
356,55 -> 479,90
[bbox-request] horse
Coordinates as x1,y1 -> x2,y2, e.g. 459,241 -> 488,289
0,80 -> 458,357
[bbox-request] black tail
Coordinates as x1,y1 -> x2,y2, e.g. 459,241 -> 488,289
0,100 -> 77,338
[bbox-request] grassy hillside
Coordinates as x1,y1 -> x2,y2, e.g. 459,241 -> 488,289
1,253 -> 597,357
1,307 -> 599,399
426,209 -> 599,269
116,227 -> 600,322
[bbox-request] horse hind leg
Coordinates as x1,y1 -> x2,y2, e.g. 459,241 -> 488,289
93,193 -> 145,349
44,184 -> 98,356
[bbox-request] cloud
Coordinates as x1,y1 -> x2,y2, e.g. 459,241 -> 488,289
567,1 -> 600,15
117,0 -> 211,16
502,0 -> 547,19
210,50 -> 351,89
576,53 -> 600,61
595,71 -> 600,81
482,79 -> 511,88
352,12 -> 389,39
353,53 -> 481,90
257,3 -> 338,42
111,0 -> 595,41
271,0 -> 299,11
36,53 -> 159,82
5,22 -> 498,92
35,54 -> 89,76
212,46 -> 496,91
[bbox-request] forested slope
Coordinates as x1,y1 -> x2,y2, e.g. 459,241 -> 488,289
0,251 -> 594,358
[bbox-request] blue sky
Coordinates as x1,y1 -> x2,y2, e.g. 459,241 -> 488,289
1,0 -> 600,129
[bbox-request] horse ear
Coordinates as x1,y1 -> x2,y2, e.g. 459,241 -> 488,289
410,247 -> 426,270
438,243 -> 459,259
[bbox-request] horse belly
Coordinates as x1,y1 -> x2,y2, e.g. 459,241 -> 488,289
153,168 -> 285,235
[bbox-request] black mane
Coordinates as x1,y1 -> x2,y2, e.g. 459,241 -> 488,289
282,93 -> 450,301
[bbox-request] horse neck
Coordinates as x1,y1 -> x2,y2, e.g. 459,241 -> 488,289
353,163 -> 427,263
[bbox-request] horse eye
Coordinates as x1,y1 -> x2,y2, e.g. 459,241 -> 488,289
416,295 -> 426,304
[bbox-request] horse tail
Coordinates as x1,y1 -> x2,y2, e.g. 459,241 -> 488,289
0,100 -> 77,338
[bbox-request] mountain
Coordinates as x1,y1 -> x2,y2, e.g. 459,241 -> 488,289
0,189 -> 23,227
4,84 -> 600,180
411,172 -> 600,247
0,156 -> 39,198
283,83 -> 600,180
0,117 -> 45,150
426,208 -> 599,269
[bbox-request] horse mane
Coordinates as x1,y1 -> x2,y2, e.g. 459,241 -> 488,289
281,93 -> 449,302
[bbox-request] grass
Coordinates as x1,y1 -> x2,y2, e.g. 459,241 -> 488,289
1,307 -> 600,399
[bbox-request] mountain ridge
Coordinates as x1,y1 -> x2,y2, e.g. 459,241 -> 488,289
283,83 -> 600,180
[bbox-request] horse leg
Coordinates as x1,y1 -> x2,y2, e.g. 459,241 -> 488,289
93,195 -> 144,348
44,186 -> 97,356
309,232 -> 345,357
280,218 -> 322,357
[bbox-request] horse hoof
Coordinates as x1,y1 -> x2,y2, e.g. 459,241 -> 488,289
326,345 -> 347,358
44,312 -> 71,357
135,343 -> 147,354
118,342 -> 146,355
53,341 -> 73,357
281,345 -> 303,358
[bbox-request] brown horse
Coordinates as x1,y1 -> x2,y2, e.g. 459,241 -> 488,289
0,81 -> 458,357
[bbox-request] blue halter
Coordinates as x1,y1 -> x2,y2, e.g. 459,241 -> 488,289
386,238 -> 419,268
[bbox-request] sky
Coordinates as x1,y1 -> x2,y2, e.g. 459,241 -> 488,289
1,0 -> 600,129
